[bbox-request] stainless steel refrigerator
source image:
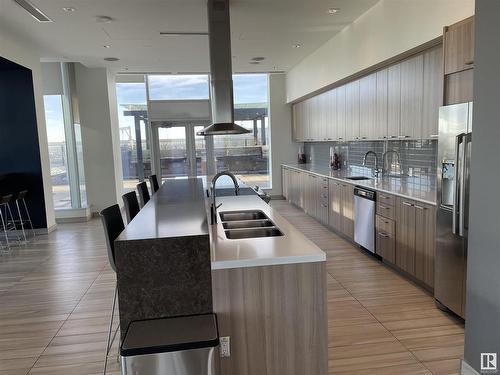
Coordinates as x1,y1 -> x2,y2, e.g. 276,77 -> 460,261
435,102 -> 472,319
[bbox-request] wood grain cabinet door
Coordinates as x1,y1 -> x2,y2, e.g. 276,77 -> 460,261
444,16 -> 475,75
341,184 -> 355,240
422,45 -> 443,139
359,73 -> 377,140
328,180 -> 342,232
345,81 -> 360,141
387,63 -> 401,139
400,54 -> 423,139
325,89 -> 337,141
396,198 -> 416,275
336,85 -> 347,141
376,69 -> 389,140
415,203 -> 436,288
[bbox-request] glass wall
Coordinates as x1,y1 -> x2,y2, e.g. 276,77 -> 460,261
116,79 -> 151,193
44,95 -> 71,209
214,74 -> 270,188
115,73 -> 271,188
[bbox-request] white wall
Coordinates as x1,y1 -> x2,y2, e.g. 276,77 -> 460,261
463,0 -> 500,372
286,0 -> 475,102
0,25 -> 56,230
75,64 -> 123,213
266,73 -> 296,196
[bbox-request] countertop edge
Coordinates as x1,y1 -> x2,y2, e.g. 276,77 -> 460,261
282,163 -> 437,206
211,254 -> 326,270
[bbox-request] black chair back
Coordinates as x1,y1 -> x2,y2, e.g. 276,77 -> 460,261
149,175 -> 160,193
16,190 -> 28,201
137,181 -> 150,207
99,204 -> 124,272
122,191 -> 140,224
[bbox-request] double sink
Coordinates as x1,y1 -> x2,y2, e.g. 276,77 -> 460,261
219,210 -> 284,240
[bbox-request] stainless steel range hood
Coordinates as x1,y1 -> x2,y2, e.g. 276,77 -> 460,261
197,0 -> 250,136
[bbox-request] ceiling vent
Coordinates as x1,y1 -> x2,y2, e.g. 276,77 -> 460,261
13,0 -> 52,22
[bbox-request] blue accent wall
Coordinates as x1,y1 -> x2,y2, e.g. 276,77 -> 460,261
0,56 -> 47,228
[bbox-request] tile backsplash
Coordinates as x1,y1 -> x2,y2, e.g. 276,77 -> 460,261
303,140 -> 437,177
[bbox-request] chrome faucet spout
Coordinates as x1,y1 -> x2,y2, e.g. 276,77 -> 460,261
363,151 -> 380,178
382,150 -> 401,176
210,171 -> 240,224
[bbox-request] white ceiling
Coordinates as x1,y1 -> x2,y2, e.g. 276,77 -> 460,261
0,0 -> 379,73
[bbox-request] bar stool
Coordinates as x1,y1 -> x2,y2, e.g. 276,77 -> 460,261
122,191 -> 140,224
149,174 -> 160,193
137,181 -> 150,208
12,190 -> 35,243
0,195 -> 16,250
99,204 -> 125,375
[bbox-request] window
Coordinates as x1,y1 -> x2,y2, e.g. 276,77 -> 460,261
214,74 -> 270,188
44,95 -> 71,209
147,75 -> 209,100
116,80 -> 151,193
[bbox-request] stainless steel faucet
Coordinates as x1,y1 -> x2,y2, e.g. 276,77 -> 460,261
382,150 -> 401,176
363,151 -> 380,178
210,171 -> 240,224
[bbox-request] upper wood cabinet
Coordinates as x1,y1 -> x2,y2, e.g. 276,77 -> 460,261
359,73 -> 377,140
325,89 -> 337,141
400,54 -> 423,139
345,80 -> 360,141
292,38 -> 449,142
387,64 -> 401,139
422,45 -> 443,139
336,86 -> 347,141
444,16 -> 475,75
375,69 -> 388,140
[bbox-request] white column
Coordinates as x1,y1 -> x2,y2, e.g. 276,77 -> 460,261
74,64 -> 123,213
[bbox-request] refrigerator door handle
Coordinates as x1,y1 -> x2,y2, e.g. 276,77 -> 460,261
462,133 -> 472,237
453,133 -> 465,235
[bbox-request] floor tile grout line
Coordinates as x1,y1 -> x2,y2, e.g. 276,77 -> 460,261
273,201 -> 440,374
27,262 -> 110,373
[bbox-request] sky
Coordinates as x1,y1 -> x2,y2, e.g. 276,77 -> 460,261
44,95 -> 66,143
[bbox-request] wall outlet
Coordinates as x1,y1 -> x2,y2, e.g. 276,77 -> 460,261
220,336 -> 230,357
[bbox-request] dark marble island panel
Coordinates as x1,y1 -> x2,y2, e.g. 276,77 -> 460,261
114,178 -> 212,339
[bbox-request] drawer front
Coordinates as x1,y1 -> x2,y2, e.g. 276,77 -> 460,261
376,215 -> 395,236
377,202 -> 396,220
378,192 -> 396,206
376,231 -> 395,264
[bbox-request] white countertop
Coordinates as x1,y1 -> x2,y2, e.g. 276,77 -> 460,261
283,163 -> 437,206
209,195 -> 326,270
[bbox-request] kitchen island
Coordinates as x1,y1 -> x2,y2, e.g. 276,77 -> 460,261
114,177 -> 327,375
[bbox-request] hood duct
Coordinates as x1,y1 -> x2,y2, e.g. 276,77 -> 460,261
197,0 -> 250,136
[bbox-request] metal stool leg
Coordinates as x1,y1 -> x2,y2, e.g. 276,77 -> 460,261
0,208 -> 9,250
22,198 -> 35,238
14,200 -> 27,243
5,203 -> 21,244
103,284 -> 119,375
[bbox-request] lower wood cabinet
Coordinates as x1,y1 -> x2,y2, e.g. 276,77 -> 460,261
328,180 -> 354,240
414,202 -> 436,288
281,167 -> 437,289
395,197 -> 436,288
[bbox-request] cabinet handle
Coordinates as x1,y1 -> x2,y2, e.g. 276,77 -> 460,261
379,205 -> 390,210
398,135 -> 410,139
338,137 -> 343,140
415,205 -> 426,210
381,195 -> 391,199
389,135 -> 398,139
430,134 -> 439,138
378,232 -> 390,238
402,201 -> 414,207
465,60 -> 474,65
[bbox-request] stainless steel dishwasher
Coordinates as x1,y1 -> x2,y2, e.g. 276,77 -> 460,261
354,186 -> 376,253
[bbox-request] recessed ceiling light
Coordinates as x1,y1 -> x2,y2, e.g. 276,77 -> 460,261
96,15 -> 114,23
104,57 -> 119,62
328,8 -> 340,14
251,57 -> 265,62
103,45 -> 111,49
63,7 -> 76,12
293,43 -> 302,48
